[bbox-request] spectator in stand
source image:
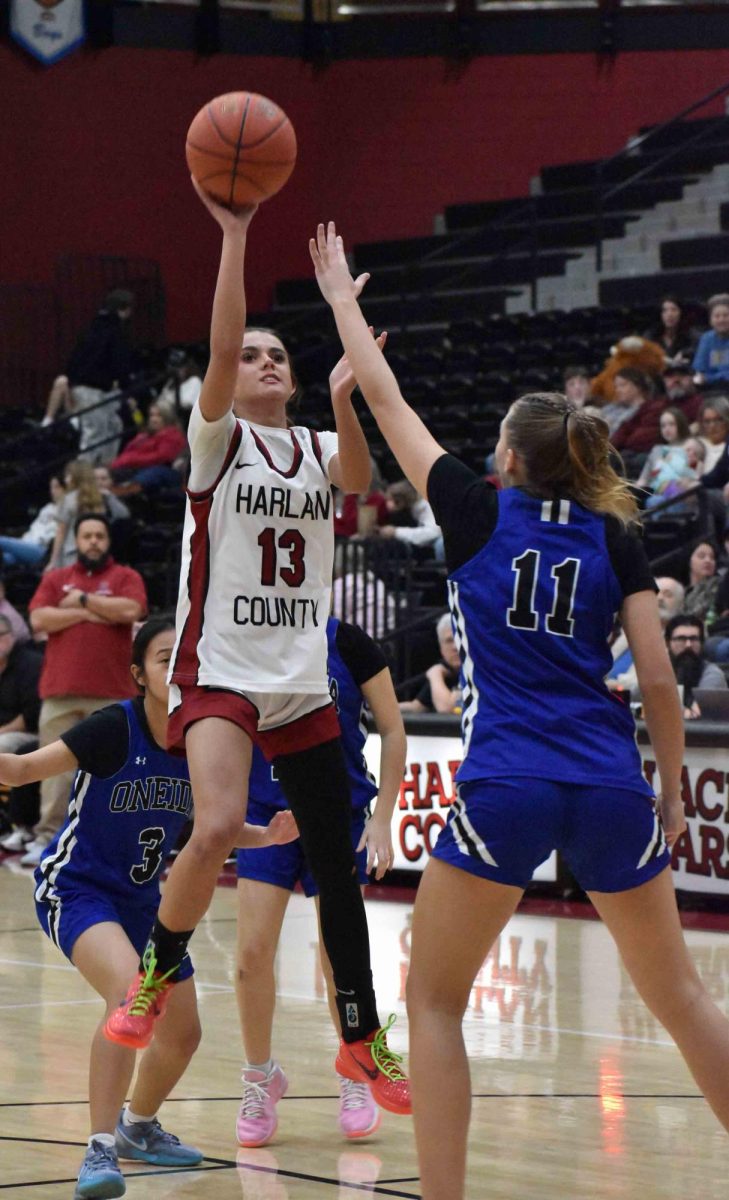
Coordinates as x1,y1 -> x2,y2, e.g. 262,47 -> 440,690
682,539 -> 728,625
697,396 -> 729,476
601,369 -> 665,478
109,400 -> 188,495
563,366 -> 593,409
156,348 -> 203,414
400,613 -> 462,714
20,513 -> 147,866
0,578 -> 31,644
607,577 -> 685,695
637,408 -> 700,509
662,363 -> 703,428
46,460 -> 129,571
332,543 -> 397,640
665,614 -> 727,719
0,614 -> 42,851
334,457 -> 388,539
0,476 -> 65,570
65,289 -> 137,463
693,294 -> 729,389
644,296 -> 700,368
374,479 -> 442,558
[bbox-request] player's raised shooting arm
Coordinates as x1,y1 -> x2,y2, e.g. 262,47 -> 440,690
193,179 -> 258,424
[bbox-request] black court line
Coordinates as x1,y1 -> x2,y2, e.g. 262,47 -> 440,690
0,927 -> 44,935
0,1093 -> 341,1107
236,1160 -> 421,1197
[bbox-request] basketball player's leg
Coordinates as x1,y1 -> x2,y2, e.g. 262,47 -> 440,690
127,976 -> 201,1118
72,924 -> 144,1131
235,878 -> 291,1064
235,877 -> 291,1146
590,867 -> 729,1132
158,716 -> 253,933
406,858 -> 522,1200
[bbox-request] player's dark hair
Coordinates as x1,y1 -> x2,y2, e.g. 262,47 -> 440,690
505,392 -> 640,528
131,617 -> 176,692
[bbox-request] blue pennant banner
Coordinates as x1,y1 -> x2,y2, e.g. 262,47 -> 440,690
11,0 -> 86,67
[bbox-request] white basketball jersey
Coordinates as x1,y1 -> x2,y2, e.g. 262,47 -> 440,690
170,410 -> 338,695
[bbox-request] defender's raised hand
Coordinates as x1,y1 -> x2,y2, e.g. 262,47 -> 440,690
310,221 -> 368,306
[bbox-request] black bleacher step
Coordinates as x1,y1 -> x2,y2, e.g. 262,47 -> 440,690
445,177 -> 693,230
720,202 -> 729,232
636,116 -> 728,150
661,234 -> 729,271
353,215 -> 631,270
599,265 -> 729,308
540,141 -> 729,191
271,287 -> 518,327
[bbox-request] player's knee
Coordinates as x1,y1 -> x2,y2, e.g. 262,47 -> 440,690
238,937 -> 277,980
187,813 -> 241,861
406,971 -> 469,1023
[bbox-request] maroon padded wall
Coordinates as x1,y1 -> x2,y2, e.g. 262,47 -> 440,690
2,44 -> 729,341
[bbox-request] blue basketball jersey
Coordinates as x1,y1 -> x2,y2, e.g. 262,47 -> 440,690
447,488 -> 652,793
34,699 -> 193,908
247,616 -> 378,814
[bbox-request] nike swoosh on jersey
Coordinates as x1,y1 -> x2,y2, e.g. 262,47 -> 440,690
235,460 -> 257,469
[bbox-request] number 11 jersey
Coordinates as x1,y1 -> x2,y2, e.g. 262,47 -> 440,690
170,406 -> 339,696
427,454 -> 656,792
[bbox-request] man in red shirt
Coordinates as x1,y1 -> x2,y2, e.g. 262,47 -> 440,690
20,514 -> 147,866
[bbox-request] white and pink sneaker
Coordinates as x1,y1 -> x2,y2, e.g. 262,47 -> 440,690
337,1074 -> 381,1140
236,1063 -> 288,1148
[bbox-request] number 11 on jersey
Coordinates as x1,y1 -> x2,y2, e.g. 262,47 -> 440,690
507,549 -> 581,638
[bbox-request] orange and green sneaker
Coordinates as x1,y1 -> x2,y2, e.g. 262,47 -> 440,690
335,1014 -> 411,1116
103,947 -> 177,1050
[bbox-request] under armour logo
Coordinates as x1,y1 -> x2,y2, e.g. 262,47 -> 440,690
135,756 -> 147,765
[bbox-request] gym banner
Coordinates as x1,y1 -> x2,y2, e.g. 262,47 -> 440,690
11,0 -> 86,66
364,732 -> 558,882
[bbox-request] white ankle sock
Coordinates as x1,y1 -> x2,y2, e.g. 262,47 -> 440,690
123,1105 -> 156,1126
245,1059 -> 273,1076
89,1132 -> 115,1149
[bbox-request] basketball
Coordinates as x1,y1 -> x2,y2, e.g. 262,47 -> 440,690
185,92 -> 297,207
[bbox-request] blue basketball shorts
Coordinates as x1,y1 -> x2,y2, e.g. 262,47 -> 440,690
35,887 -> 194,980
433,778 -> 670,893
236,799 -> 369,897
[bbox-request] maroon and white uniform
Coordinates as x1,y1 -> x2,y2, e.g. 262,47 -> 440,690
169,405 -> 338,728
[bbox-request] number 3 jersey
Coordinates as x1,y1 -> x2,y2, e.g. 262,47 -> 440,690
170,406 -> 339,696
34,698 -> 192,907
427,455 -> 656,792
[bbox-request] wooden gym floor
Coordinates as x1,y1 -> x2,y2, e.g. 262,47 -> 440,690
1,861 -> 728,1198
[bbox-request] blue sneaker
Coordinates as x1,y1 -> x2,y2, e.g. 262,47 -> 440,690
74,1139 -> 125,1199
114,1113 -> 203,1166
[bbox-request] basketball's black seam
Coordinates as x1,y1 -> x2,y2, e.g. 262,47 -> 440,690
241,113 -> 288,151
230,94 -> 251,208
205,104 -> 239,150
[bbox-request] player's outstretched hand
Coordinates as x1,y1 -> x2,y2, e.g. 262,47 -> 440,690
357,813 -> 395,880
329,328 -> 388,404
266,809 -> 299,846
310,221 -> 367,307
191,176 -> 258,234
657,791 -> 686,848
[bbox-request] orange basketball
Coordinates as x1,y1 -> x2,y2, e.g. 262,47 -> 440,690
185,92 -> 297,207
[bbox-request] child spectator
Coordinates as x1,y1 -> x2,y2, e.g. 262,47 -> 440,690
693,294 -> 729,388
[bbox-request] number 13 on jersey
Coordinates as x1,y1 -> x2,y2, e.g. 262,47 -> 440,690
507,549 -> 581,638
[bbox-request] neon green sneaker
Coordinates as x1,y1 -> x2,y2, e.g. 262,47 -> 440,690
103,947 -> 177,1050
335,1014 -> 411,1115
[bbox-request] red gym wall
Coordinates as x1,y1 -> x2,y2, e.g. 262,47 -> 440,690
3,44 -> 729,342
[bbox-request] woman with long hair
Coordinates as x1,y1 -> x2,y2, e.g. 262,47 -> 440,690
47,460 -> 129,570
104,187 -> 410,1120
311,220 -> 729,1200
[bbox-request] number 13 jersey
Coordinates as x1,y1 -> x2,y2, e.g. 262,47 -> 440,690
170,406 -> 339,695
